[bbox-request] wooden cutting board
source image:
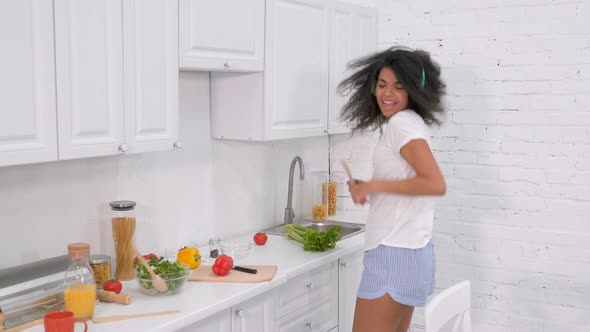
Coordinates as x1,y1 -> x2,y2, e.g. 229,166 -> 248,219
188,265 -> 277,283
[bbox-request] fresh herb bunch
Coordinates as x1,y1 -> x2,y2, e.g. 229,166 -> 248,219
283,224 -> 342,251
135,256 -> 187,293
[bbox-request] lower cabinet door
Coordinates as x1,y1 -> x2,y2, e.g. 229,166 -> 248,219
232,290 -> 277,332
338,250 -> 364,332
278,295 -> 338,332
176,309 -> 232,332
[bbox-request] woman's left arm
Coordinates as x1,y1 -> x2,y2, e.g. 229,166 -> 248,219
370,139 -> 446,196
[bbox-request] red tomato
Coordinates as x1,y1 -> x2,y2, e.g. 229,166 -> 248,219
253,232 -> 268,245
212,254 -> 234,276
103,280 -> 123,294
133,253 -> 159,266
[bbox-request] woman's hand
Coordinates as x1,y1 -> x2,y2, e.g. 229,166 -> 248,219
348,179 -> 372,205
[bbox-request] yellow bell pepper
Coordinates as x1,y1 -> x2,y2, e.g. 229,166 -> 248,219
177,246 -> 201,270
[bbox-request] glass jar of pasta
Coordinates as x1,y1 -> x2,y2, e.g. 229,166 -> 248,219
327,172 -> 343,216
311,171 -> 329,220
109,200 -> 136,281
89,254 -> 112,288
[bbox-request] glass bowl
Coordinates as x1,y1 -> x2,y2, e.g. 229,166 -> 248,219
220,241 -> 252,261
135,260 -> 190,296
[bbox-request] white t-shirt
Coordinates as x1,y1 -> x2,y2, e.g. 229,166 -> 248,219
365,109 -> 435,251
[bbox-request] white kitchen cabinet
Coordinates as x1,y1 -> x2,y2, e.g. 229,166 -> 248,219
176,309 -> 232,332
179,0 -> 265,72
123,0 -> 180,154
338,249 -> 364,332
232,290 -> 277,332
210,0 -> 377,141
277,261 -> 338,317
277,295 -> 338,332
54,0 -> 126,159
328,3 -> 378,135
0,0 -> 58,167
54,0 -> 179,160
211,0 -> 330,140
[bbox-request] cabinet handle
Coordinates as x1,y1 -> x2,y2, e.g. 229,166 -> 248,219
340,261 -> 347,268
235,309 -> 244,318
173,141 -> 182,149
306,282 -> 313,290
118,144 -> 128,153
305,321 -> 313,329
224,61 -> 231,69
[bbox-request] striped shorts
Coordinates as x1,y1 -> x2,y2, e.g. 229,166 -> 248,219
357,241 -> 435,307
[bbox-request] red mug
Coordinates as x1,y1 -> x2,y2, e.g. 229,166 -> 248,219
44,311 -> 87,332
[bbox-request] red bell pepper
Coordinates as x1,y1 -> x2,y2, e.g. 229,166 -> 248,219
212,254 -> 233,276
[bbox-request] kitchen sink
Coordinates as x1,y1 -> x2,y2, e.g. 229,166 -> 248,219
262,220 -> 364,240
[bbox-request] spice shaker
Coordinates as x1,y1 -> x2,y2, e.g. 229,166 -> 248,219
109,200 -> 136,281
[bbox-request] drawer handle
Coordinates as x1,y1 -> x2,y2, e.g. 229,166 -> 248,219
224,61 -> 231,69
305,321 -> 313,329
173,140 -> 182,149
306,282 -> 313,290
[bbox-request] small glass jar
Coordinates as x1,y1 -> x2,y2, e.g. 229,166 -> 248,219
109,200 -> 136,280
311,171 -> 329,220
64,243 -> 96,319
89,254 -> 112,288
209,237 -> 221,258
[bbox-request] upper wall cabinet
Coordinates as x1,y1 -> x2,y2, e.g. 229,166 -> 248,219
179,0 -> 265,72
328,2 -> 378,135
54,0 -> 126,160
210,0 -> 377,140
0,0 -> 179,167
0,0 -> 58,166
55,0 -> 179,160
123,0 -> 180,154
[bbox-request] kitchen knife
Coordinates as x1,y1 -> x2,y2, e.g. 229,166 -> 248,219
232,266 -> 258,274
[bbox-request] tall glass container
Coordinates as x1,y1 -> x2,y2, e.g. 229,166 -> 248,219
327,172 -> 343,216
311,171 -> 329,220
109,200 -> 136,280
64,243 -> 96,319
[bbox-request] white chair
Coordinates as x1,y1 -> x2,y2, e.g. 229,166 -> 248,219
424,280 -> 472,332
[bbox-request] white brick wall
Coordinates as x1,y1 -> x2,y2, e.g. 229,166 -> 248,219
333,0 -> 590,330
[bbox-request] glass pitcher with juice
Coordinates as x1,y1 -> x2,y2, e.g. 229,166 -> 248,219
64,243 -> 96,319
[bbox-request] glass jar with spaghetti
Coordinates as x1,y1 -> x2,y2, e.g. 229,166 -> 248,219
109,200 -> 137,281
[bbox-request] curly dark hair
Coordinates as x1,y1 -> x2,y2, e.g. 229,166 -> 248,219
338,46 -> 446,132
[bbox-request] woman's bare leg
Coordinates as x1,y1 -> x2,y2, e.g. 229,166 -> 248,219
353,294 -> 411,332
396,307 -> 414,332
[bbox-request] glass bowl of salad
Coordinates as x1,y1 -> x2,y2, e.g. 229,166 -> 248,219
135,256 -> 190,296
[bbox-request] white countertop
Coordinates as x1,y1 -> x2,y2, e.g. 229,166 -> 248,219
24,232 -> 364,332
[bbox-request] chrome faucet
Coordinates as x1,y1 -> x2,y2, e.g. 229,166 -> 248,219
284,156 -> 304,224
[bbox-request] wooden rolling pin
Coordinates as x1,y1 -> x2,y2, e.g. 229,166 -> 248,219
92,310 -> 180,324
97,290 -> 132,305
1,318 -> 43,332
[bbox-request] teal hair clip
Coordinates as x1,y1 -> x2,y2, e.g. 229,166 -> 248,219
420,68 -> 426,90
